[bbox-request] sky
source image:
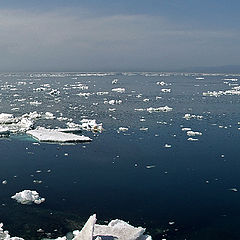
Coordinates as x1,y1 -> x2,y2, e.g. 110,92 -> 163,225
0,0 -> 240,71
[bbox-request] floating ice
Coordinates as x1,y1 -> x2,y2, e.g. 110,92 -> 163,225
11,190 -> 45,205
156,81 -> 168,86
0,127 -> 10,137
27,127 -> 92,143
107,100 -> 122,105
183,113 -> 203,120
181,127 -> 191,131
161,89 -> 171,93
147,106 -> 172,113
0,113 -> 16,124
187,138 -> 199,141
0,223 -> 24,240
186,131 -> 202,137
164,144 -> 172,148
112,88 -> 125,93
49,214 -> 152,240
118,127 -> 129,132
80,119 -> 103,132
112,79 -> 118,84
203,87 -> 240,97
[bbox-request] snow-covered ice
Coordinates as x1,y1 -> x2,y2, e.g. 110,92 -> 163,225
27,127 -> 92,143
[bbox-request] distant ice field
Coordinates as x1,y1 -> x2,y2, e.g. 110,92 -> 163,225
0,72 -> 240,239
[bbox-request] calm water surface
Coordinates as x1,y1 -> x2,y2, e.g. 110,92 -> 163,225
0,72 -> 240,239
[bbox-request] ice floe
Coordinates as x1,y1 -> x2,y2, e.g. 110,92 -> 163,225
183,113 -> 203,120
80,119 -> 103,132
0,223 -> 24,240
147,106 -> 172,113
48,214 -> 152,240
112,88 -> 125,93
11,190 -> 45,205
118,127 -> 129,132
27,127 -> 92,143
186,131 -> 202,137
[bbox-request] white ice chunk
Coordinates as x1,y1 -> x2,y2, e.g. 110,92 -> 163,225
0,223 -> 24,240
186,131 -> 202,137
80,119 -> 103,132
112,88 -> 125,93
161,89 -> 171,93
147,106 -> 172,113
11,190 -> 45,205
118,127 -> 129,132
183,113 -> 203,120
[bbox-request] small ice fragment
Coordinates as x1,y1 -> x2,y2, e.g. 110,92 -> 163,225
146,165 -> 155,169
118,127 -> 129,132
112,88 -> 125,93
164,144 -> 172,148
112,79 -> 118,84
229,188 -> 238,192
140,127 -> 148,131
181,127 -> 191,131
161,88 -> 171,93
186,131 -> 202,137
2,180 -> 7,185
187,138 -> 199,141
147,106 -> 172,113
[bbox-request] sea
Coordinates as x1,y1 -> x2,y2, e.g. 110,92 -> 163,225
0,72 -> 240,240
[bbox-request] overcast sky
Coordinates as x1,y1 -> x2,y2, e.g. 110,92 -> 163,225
0,0 -> 240,71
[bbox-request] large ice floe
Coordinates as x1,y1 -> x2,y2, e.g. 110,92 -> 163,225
47,214 -> 152,240
27,127 -> 92,143
11,190 -> 45,205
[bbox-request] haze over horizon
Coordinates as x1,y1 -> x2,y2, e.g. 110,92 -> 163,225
0,0 -> 240,72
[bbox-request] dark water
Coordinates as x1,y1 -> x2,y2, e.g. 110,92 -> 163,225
0,72 -> 240,239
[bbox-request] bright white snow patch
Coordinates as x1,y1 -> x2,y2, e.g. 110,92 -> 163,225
11,190 -> 45,205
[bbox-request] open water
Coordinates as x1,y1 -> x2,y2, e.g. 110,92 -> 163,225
0,72 -> 240,239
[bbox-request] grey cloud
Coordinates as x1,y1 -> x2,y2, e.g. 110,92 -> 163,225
0,9 -> 239,71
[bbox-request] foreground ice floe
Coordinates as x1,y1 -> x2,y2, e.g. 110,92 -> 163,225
48,214 -> 152,240
27,127 -> 92,143
11,190 -> 45,205
0,223 -> 24,240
